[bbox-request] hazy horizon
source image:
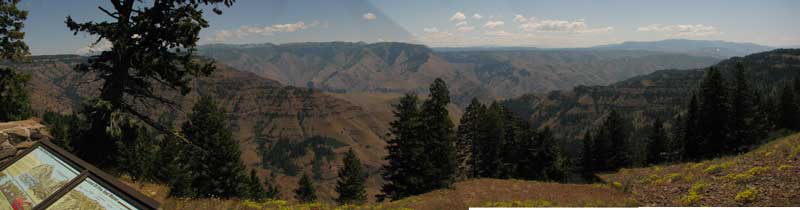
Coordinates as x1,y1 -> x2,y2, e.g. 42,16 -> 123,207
19,0 -> 800,55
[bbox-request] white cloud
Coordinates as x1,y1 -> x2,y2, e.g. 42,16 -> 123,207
636,24 -> 720,37
208,21 -> 317,42
77,39 -> 112,55
450,12 -> 466,22
457,26 -> 475,32
423,27 -> 439,33
517,18 -> 612,33
363,13 -> 376,21
483,20 -> 505,29
513,14 -> 530,23
473,13 -> 483,19
484,30 -> 515,37
455,21 -> 468,27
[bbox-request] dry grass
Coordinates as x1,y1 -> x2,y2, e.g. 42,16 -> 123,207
600,132 -> 800,206
122,178 -> 633,210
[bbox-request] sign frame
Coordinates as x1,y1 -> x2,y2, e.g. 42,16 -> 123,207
0,139 -> 160,210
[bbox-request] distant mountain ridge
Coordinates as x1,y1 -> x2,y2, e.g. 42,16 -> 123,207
590,39 -> 774,58
503,49 -> 800,142
198,41 -> 720,105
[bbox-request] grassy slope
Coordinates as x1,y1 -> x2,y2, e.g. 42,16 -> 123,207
125,132 -> 800,209
601,132 -> 800,206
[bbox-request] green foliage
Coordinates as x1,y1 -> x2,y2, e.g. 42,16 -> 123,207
255,135 -> 343,176
420,78 -> 457,189
295,173 -> 317,203
41,111 -> 83,151
0,68 -> 31,121
680,182 -> 706,205
646,118 -> 667,165
64,0 -> 232,166
0,0 -> 28,61
455,98 -> 485,179
778,84 -> 799,130
335,149 -> 368,205
380,93 -> 424,201
735,187 -> 757,204
263,172 -> 281,200
115,118 -> 159,181
246,169 -> 267,201
728,64 -> 768,153
585,110 -> 632,172
182,97 -> 247,198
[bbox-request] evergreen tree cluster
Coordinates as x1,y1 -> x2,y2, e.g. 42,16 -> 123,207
379,78 -> 459,201
456,99 -> 566,181
677,65 -> 781,161
381,78 -> 569,201
581,110 -> 633,175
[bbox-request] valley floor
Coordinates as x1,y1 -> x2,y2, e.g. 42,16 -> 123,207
125,132 -> 800,209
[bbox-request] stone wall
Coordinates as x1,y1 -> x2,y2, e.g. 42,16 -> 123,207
0,119 -> 51,165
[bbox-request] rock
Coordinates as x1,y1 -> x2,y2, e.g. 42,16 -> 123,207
30,129 -> 44,140
0,140 -> 13,150
0,148 -> 16,161
4,127 -> 30,143
15,141 -> 36,150
0,133 -> 7,143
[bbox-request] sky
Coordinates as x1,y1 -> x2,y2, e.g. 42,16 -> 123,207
19,0 -> 800,55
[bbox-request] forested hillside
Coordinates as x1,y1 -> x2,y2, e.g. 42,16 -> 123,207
3,55 -> 392,201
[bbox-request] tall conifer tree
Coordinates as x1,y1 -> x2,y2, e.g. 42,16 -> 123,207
698,67 -> 731,156
778,84 -> 799,130
182,97 -> 247,198
646,118 -> 667,165
335,149 -> 368,205
419,78 -> 457,190
455,98 -> 485,179
0,0 -> 31,122
295,173 -> 317,203
380,94 -> 423,201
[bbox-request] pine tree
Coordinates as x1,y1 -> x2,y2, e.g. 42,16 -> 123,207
537,128 -> 562,181
295,173 -> 317,203
455,98 -> 485,179
335,149 -> 368,205
728,64 -> 762,152
580,131 -> 595,177
499,108 -> 525,178
65,0 -> 233,167
683,94 -> 702,160
182,97 -> 247,198
476,102 -> 505,178
778,84 -> 800,130
264,172 -> 281,200
0,68 -> 31,122
246,169 -> 267,201
698,67 -> 731,157
160,128 -> 196,198
594,110 -> 630,170
380,94 -> 424,201
646,118 -> 667,165
419,78 -> 457,190
115,119 -> 158,181
0,0 -> 31,122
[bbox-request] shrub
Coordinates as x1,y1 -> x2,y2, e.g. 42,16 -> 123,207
778,165 -> 793,171
735,187 -> 757,204
680,182 -> 706,205
724,167 -> 770,183
703,161 -> 734,174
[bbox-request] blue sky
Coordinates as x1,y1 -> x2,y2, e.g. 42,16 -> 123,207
19,0 -> 800,55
